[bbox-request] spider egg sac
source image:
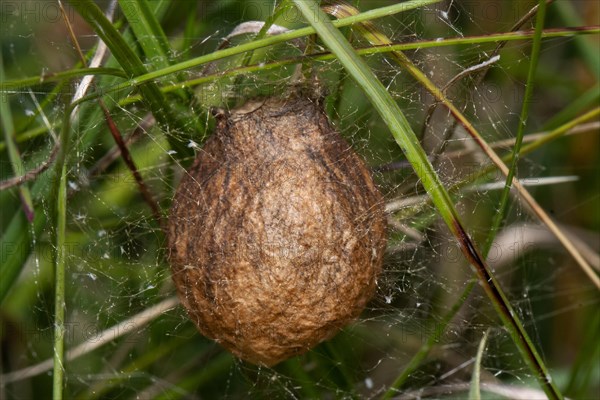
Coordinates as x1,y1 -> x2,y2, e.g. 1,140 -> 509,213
167,94 -> 387,366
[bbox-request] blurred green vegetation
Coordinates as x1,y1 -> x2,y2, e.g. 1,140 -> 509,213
1,1 -> 598,399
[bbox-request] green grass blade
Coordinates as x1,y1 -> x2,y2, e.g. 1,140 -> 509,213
469,330 -> 490,400
290,2 -> 563,399
52,165 -> 67,400
65,0 -> 188,152
117,27 -> 598,106
101,0 -> 441,92
117,0 -> 172,69
380,112 -> 600,393
111,26 -> 600,94
0,68 -> 127,90
486,0 -> 547,254
4,27 -> 597,94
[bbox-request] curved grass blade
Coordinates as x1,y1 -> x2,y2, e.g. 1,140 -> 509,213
290,1 -> 563,399
469,330 -> 490,400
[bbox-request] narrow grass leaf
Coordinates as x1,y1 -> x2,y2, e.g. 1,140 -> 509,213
100,0 -> 441,93
290,2 -> 563,399
117,0 -> 172,69
469,330 -> 490,400
52,165 -> 67,400
488,0 -> 547,255
4,27 -> 597,93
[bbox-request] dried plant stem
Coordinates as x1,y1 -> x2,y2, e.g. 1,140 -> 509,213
61,0 -> 166,231
0,142 -> 59,190
397,53 -> 598,290
101,108 -> 166,231
378,121 -> 599,174
420,0 -> 553,158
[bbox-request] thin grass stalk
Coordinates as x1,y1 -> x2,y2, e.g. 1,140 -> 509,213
486,0 -> 547,254
290,1 -> 563,399
520,108 -> 600,154
468,329 -> 490,400
3,27 -> 598,94
114,27 -> 599,106
52,165 -> 67,400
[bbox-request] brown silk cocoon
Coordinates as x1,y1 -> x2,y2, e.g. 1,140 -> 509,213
168,95 -> 386,366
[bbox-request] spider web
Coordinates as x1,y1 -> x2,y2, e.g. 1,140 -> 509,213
1,1 -> 598,399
